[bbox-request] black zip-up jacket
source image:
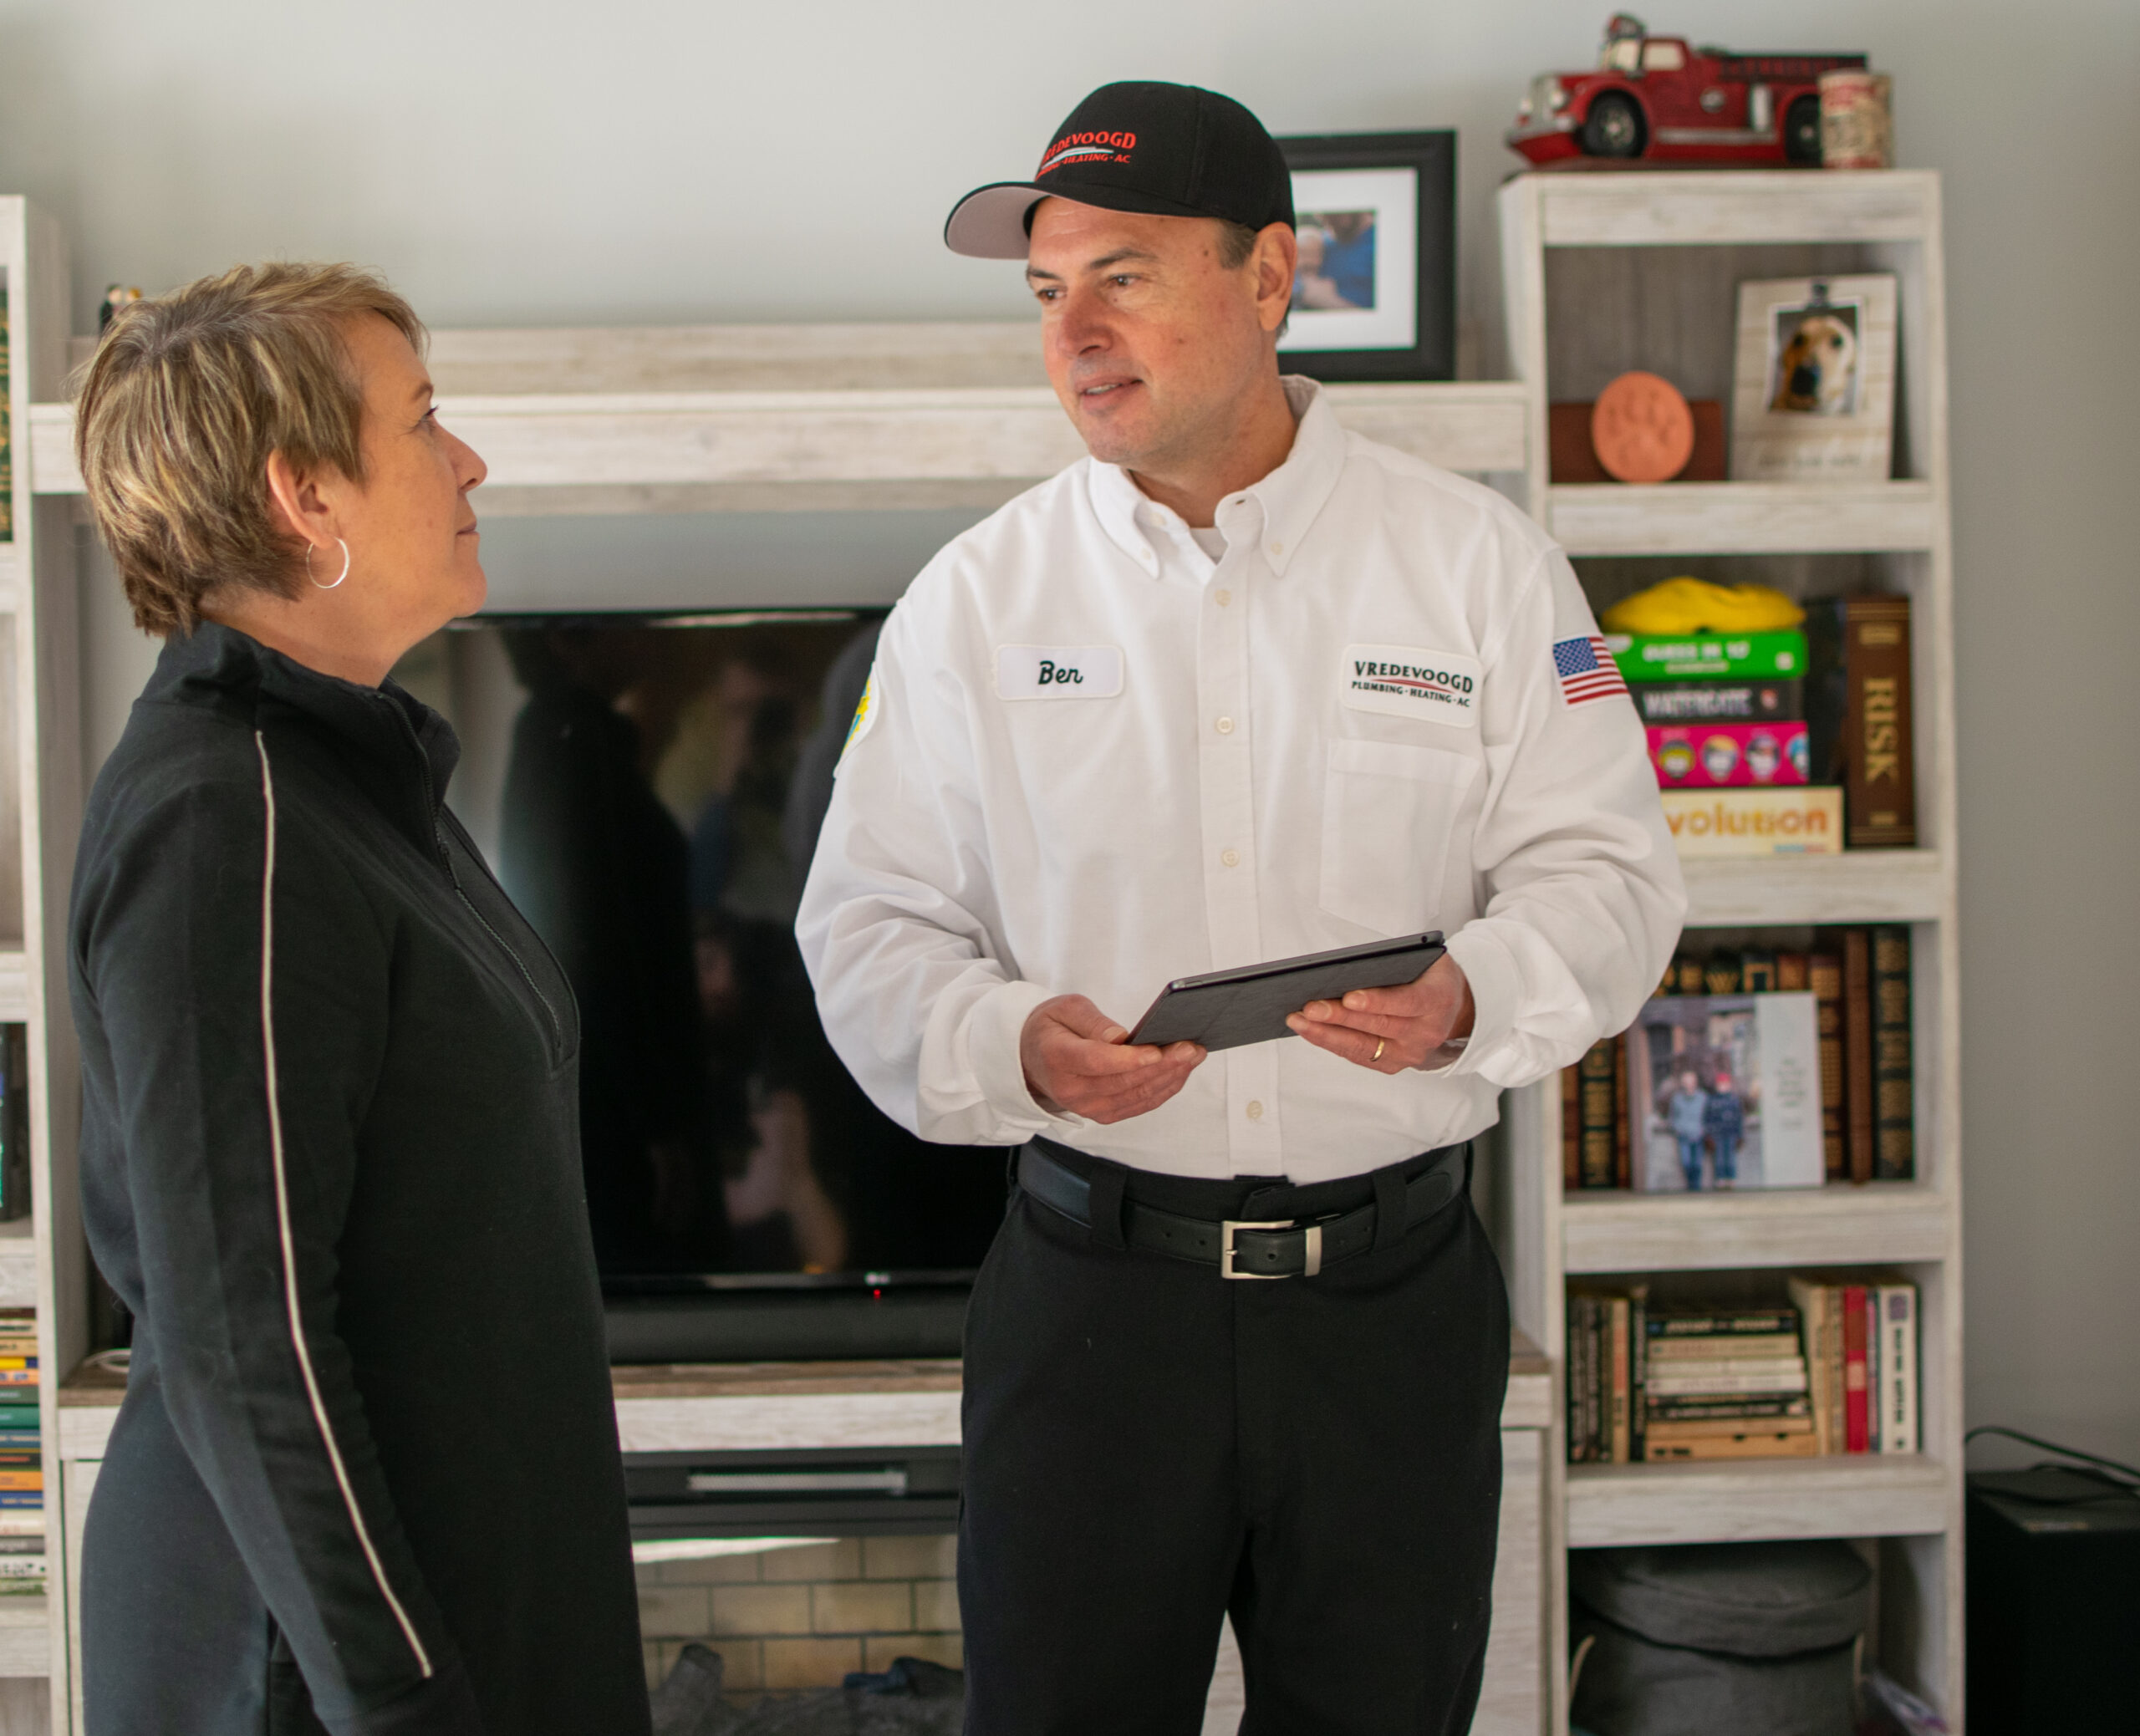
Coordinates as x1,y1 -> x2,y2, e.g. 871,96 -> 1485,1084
69,624 -> 651,1736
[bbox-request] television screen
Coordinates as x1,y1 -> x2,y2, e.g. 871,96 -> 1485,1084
395,611 -> 1006,1336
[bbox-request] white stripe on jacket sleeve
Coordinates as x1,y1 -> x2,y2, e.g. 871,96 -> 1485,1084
254,731 -> 435,1679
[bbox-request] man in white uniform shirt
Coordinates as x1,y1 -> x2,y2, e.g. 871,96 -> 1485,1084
797,82 -> 1684,1733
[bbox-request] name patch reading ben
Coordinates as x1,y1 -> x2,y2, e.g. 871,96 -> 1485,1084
1341,644 -> 1482,728
996,644 -> 1124,700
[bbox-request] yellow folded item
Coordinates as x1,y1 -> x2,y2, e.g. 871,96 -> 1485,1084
1599,577 -> 1806,636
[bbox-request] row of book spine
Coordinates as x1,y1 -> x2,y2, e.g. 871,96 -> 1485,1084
1561,925 -> 1913,1189
0,1306 -> 38,1530
1566,1282 -> 1918,1464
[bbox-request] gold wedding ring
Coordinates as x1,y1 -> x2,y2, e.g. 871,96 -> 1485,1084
1373,1038 -> 1386,1062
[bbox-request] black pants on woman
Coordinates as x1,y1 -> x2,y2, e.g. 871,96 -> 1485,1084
958,1143 -> 1511,1735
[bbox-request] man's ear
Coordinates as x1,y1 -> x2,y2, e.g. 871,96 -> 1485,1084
1252,221 -> 1298,335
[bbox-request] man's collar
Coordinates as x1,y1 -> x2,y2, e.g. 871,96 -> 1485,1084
1088,375 -> 1347,578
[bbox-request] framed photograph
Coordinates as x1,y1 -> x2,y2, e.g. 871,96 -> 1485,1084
1275,130 -> 1455,382
1624,992 -> 1825,1193
1729,274 -> 1898,481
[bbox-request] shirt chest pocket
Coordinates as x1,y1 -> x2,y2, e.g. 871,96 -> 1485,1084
1318,739 -> 1479,937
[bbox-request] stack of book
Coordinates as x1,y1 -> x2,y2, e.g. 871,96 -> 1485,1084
1608,625 -> 1837,853
1609,594 -> 1917,856
1788,1275 -> 1921,1455
1639,1304 -> 1816,1463
1560,926 -> 1913,1190
1565,1281 -> 1921,1464
0,1311 -> 37,1521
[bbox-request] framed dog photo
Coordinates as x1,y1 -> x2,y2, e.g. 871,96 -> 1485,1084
1729,274 -> 1898,482
1275,131 -> 1455,382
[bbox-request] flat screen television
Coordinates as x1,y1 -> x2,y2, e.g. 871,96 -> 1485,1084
397,610 -> 1006,1362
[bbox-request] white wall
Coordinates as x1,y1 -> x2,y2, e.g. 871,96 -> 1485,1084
5,0 -> 2136,1464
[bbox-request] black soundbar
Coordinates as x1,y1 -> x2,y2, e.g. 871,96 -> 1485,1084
604,1285 -> 971,1364
625,1446 -> 961,1540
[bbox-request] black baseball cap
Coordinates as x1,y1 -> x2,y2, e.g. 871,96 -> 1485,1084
945,81 -> 1294,260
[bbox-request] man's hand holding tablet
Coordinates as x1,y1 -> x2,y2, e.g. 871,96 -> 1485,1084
1287,953 -> 1475,1074
1021,935 -> 1475,1119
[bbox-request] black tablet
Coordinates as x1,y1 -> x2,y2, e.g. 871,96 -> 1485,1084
1125,933 -> 1445,1053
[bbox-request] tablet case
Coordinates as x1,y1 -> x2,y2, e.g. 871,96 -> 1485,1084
1127,934 -> 1445,1052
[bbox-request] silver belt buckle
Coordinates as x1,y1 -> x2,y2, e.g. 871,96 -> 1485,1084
1221,1219 -> 1315,1280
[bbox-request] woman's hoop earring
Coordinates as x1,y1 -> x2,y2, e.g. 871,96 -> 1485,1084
307,538 -> 351,591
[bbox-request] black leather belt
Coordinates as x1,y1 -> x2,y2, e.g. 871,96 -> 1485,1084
1016,1139 -> 1468,1280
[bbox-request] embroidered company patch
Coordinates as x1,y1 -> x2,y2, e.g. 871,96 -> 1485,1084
837,668 -> 878,768
1037,129 -> 1136,176
996,645 -> 1124,700
1341,644 -> 1481,728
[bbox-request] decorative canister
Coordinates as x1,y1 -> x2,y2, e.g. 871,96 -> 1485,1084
1820,71 -> 1893,170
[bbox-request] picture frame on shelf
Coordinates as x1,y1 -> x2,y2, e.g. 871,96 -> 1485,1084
1626,991 -> 1826,1193
1275,130 -> 1455,382
1729,273 -> 1898,482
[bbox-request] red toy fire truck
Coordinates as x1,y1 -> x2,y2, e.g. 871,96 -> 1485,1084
1508,14 -> 1868,167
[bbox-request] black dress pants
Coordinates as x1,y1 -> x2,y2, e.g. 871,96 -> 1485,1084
958,1143 -> 1510,1736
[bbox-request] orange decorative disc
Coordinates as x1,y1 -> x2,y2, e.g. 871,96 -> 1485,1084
1592,371 -> 1696,484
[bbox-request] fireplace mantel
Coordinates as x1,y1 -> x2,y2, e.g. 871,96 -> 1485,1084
36,322 -> 1531,517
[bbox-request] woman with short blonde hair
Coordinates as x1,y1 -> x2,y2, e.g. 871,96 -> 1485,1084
69,262 -> 650,1736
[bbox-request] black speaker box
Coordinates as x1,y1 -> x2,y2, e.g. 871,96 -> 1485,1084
1966,1466 -> 2140,1731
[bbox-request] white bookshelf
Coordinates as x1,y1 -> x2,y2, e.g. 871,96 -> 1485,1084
1497,169 -> 1964,1734
1,194 -> 83,1723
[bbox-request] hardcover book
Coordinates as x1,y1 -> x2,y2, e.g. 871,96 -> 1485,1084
1806,594 -> 1916,847
1809,950 -> 1847,1179
1872,926 -> 1915,1180
1842,930 -> 1878,1184
1626,992 -> 1825,1192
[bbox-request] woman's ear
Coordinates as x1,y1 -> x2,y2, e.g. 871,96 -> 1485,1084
263,450 -> 337,556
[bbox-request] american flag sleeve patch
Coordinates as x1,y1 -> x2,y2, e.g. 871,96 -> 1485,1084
1553,634 -> 1630,707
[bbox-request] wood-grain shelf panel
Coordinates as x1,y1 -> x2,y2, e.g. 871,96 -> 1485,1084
0,1596 -> 48,1680
1563,1184 -> 1952,1275
1534,169 -> 1939,249
0,1223 -> 35,1311
1682,851 -> 1947,927
30,379 -> 1530,506
1566,1454 -> 1948,1549
58,1336 -> 1557,1459
1548,480 -> 1939,556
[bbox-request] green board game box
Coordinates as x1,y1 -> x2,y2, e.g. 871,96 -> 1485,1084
1608,630 -> 1808,683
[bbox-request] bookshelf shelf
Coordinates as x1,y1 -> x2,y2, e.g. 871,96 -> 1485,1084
1566,1453 -> 1948,1550
1681,851 -> 1946,928
1531,169 -> 1939,249
1501,168 -> 1962,1734
1562,1184 -> 1952,1275
28,375 -> 1530,516
1545,481 -> 1939,557
0,1596 -> 48,1679
0,1222 -> 33,1310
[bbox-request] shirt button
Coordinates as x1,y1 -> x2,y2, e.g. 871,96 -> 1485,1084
1220,848 -> 1240,868
1215,715 -> 1234,735
1269,541 -> 1283,556
1214,588 -> 1231,607
1246,1100 -> 1265,1122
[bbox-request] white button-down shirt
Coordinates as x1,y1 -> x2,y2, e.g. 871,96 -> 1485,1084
797,379 -> 1685,1181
